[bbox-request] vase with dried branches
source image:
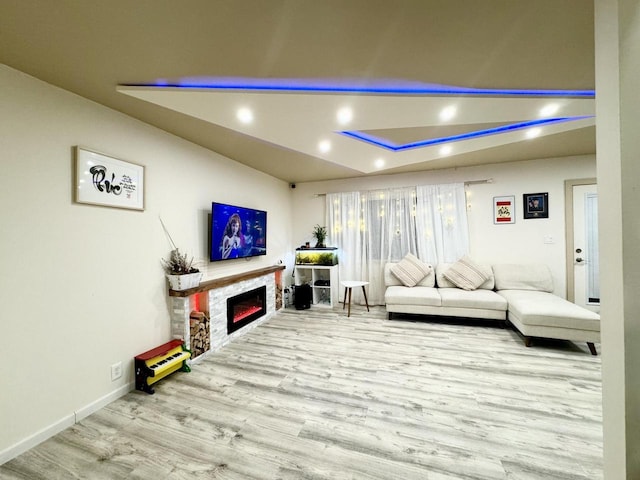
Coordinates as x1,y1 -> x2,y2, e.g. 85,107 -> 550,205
161,248 -> 199,275
160,217 -> 202,290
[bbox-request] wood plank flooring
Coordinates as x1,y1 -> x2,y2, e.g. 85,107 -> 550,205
0,306 -> 602,479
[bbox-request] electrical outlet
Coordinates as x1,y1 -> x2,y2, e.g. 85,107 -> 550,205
111,362 -> 122,381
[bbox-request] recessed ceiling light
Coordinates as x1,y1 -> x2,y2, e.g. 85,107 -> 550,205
526,127 -> 542,139
318,140 -> 332,153
236,107 -> 253,124
439,106 -> 457,122
374,158 -> 385,169
337,107 -> 353,125
439,145 -> 452,155
539,103 -> 559,117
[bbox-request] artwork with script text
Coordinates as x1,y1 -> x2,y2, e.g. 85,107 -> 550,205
75,147 -> 145,210
493,196 -> 515,224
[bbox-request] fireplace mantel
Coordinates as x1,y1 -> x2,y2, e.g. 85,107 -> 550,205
169,265 -> 285,297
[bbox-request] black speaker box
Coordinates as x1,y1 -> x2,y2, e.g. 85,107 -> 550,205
294,284 -> 311,310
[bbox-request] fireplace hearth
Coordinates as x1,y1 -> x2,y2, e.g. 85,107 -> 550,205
227,286 -> 267,334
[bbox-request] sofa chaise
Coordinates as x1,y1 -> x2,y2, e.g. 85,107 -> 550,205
384,256 -> 601,355
492,263 -> 600,355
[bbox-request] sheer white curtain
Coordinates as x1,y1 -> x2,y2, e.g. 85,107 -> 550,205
327,191 -> 364,300
327,182 -> 469,305
328,187 -> 418,305
361,188 -> 419,303
415,183 -> 469,264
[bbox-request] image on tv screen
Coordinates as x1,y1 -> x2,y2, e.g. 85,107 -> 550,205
210,202 -> 267,261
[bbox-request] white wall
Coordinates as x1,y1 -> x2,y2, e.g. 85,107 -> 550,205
0,64 -> 292,459
595,1 -> 640,476
291,155 -> 596,298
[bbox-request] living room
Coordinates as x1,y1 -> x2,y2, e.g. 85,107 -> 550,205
0,60 -> 606,478
0,2 -> 638,478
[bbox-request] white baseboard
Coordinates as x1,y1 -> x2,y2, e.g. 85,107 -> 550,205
0,414 -> 75,466
0,382 -> 133,466
75,382 -> 133,423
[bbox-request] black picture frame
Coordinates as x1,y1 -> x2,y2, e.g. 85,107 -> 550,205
523,192 -> 549,219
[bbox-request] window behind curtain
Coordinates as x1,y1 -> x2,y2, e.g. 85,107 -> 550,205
327,183 -> 469,304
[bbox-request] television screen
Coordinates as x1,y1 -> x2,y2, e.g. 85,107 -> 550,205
210,202 -> 267,262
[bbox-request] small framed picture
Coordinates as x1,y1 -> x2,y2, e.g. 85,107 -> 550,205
74,146 -> 145,211
493,196 -> 515,224
523,192 -> 549,219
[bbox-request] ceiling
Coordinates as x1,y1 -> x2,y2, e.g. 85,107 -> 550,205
0,1 -> 595,183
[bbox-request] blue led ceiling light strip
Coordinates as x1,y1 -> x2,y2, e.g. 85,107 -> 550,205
340,116 -> 594,152
127,79 -> 595,98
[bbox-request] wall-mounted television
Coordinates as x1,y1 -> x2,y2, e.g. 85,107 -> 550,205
210,202 -> 267,262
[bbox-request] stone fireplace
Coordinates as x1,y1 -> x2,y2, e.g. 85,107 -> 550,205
168,266 -> 284,363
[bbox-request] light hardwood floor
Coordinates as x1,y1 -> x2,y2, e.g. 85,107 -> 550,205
0,306 -> 602,479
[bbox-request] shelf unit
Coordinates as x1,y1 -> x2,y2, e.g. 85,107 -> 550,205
294,264 -> 339,308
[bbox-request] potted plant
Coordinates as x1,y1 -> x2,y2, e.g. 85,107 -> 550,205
159,217 -> 202,291
312,224 -> 327,248
162,248 -> 202,290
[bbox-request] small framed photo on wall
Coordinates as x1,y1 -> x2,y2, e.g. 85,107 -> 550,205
493,196 -> 515,224
523,192 -> 549,219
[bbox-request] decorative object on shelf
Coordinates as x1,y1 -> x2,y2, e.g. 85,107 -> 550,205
493,195 -> 515,224
295,247 -> 338,265
312,224 -> 328,248
162,248 -> 199,275
74,146 -> 145,211
165,268 -> 202,291
160,217 -> 202,291
523,192 -> 549,219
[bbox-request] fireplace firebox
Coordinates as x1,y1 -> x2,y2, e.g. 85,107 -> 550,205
227,286 -> 267,334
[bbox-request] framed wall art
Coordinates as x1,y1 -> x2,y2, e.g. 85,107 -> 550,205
523,192 -> 548,219
493,196 -> 515,224
74,146 -> 145,211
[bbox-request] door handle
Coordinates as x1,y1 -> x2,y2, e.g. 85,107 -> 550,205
576,257 -> 584,263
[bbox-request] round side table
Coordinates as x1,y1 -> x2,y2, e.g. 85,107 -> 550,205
340,281 -> 370,317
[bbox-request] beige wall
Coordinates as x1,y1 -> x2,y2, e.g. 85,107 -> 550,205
595,0 -> 640,477
291,155 -> 596,298
0,64 -> 292,460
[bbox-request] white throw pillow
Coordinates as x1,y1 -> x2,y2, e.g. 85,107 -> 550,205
390,253 -> 432,287
443,255 -> 488,291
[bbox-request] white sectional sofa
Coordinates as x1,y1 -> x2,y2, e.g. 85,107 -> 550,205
384,258 -> 601,355
384,262 -> 508,321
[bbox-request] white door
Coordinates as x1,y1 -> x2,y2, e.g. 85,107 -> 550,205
572,184 -> 599,312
